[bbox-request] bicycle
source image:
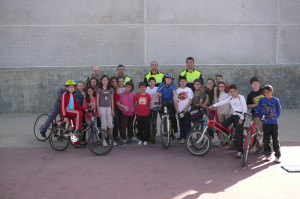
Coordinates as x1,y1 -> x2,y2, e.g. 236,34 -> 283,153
159,102 -> 177,149
33,112 -> 64,141
49,108 -> 114,156
236,111 -> 267,167
186,106 -> 236,156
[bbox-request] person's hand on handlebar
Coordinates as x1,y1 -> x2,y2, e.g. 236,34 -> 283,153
208,105 -> 214,110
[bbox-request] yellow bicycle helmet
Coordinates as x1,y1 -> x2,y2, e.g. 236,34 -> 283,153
65,80 -> 77,86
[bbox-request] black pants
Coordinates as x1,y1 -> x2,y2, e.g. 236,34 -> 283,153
179,114 -> 191,139
263,124 -> 281,157
166,102 -> 178,133
136,115 -> 150,142
221,115 -> 243,153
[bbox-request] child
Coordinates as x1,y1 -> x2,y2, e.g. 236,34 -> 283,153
206,78 -> 219,123
109,76 -> 121,140
247,77 -> 265,153
116,82 -> 136,145
96,75 -> 117,146
176,76 -> 193,144
214,81 -> 231,148
75,80 -> 85,107
117,76 -> 126,94
209,84 -> 247,159
192,79 -> 208,109
257,85 -> 282,163
146,77 -> 159,143
134,82 -> 151,145
89,77 -> 99,94
151,73 -> 179,138
83,86 -> 98,141
60,80 -> 85,142
215,75 -> 230,91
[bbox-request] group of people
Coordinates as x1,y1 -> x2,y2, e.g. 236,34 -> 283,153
40,57 -> 282,163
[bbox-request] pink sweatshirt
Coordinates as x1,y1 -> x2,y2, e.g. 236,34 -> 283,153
118,92 -> 136,116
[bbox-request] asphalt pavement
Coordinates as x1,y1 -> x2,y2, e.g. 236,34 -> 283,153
0,109 -> 300,199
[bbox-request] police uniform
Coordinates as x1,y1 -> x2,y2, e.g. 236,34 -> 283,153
144,71 -> 165,87
179,69 -> 203,92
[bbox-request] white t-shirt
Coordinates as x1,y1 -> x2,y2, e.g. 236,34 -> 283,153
119,87 -> 126,95
146,86 -> 159,109
177,87 -> 193,112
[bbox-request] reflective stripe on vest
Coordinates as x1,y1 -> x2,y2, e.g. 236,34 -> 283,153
145,72 -> 164,83
180,70 -> 201,83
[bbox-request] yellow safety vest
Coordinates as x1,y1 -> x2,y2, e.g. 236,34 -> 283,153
145,71 -> 164,84
180,69 -> 201,83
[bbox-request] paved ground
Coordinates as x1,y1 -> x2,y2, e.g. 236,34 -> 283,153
0,109 -> 300,199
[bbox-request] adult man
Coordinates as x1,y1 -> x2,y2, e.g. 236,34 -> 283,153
117,64 -> 132,85
86,65 -> 100,87
179,57 -> 203,92
144,61 -> 165,87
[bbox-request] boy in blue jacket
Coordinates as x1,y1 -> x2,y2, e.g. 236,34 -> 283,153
257,85 -> 282,163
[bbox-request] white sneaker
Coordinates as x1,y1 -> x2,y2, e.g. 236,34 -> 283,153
102,140 -> 108,147
179,138 -> 185,144
131,136 -> 139,141
138,140 -> 142,145
175,132 -> 180,139
214,139 -> 221,147
114,141 -> 118,146
275,156 -> 281,164
143,141 -> 148,146
264,155 -> 272,162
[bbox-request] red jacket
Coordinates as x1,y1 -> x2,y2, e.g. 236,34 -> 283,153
60,92 -> 85,118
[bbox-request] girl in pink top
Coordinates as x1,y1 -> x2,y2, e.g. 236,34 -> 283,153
116,82 -> 135,145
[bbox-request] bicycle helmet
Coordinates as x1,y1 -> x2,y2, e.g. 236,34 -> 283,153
165,73 -> 174,79
65,80 -> 77,86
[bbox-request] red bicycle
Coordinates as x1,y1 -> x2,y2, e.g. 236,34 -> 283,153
186,106 -> 236,156
236,111 -> 265,167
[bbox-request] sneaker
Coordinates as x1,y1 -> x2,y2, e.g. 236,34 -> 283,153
255,147 -> 264,154
143,141 -> 148,146
179,138 -> 185,144
131,136 -> 139,141
236,152 -> 243,159
118,140 -> 127,145
114,141 -> 118,146
40,131 -> 46,138
217,141 -> 226,148
264,155 -> 272,162
275,156 -> 281,164
71,134 -> 78,143
214,139 -> 221,147
175,132 -> 180,139
102,140 -> 108,147
138,141 -> 142,145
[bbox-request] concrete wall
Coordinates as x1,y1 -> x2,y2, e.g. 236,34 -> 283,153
0,0 -> 300,66
0,65 -> 299,113
1,1 -> 300,112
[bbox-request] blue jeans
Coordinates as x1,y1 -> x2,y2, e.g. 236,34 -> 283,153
179,114 -> 191,139
41,101 -> 60,132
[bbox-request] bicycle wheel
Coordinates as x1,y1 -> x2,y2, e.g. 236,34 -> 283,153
133,117 -> 138,137
49,126 -> 70,151
88,128 -> 114,156
185,130 -> 212,157
160,117 -> 170,149
150,119 -> 156,144
242,131 -> 252,167
34,113 -> 52,141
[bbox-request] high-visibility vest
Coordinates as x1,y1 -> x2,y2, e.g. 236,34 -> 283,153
145,71 -> 164,84
180,69 -> 202,83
